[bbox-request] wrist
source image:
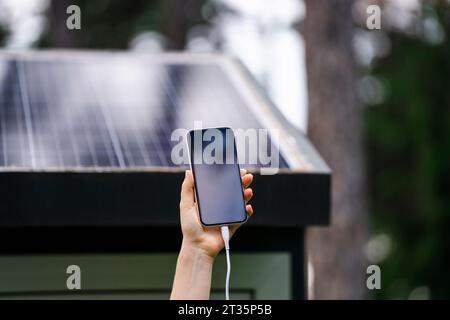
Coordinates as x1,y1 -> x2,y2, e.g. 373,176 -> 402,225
171,239 -> 215,300
181,239 -> 217,262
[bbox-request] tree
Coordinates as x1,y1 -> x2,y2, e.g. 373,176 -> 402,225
302,0 -> 368,299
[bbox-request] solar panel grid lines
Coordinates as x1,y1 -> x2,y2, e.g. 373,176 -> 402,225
87,64 -> 125,168
87,63 -> 126,168
0,52 -> 292,171
94,60 -> 156,167
16,60 -> 37,169
147,64 -> 174,166
34,61 -> 81,167
66,63 -> 100,167
0,60 -> 30,167
29,61 -> 102,168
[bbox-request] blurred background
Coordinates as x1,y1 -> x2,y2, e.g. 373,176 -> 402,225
0,0 -> 449,299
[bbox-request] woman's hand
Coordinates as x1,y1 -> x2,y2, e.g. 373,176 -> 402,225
179,169 -> 254,258
171,169 -> 254,300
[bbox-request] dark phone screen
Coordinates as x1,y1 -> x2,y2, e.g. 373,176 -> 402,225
187,127 -> 247,226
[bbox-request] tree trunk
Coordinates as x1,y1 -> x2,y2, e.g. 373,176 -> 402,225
302,0 -> 368,299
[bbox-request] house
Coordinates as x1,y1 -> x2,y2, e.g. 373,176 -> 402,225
0,50 -> 330,299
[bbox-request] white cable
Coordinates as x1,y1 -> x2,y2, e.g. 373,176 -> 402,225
221,226 -> 231,300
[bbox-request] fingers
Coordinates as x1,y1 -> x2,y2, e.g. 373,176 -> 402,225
229,171 -> 254,238
242,173 -> 253,189
229,204 -> 254,236
229,192 -> 254,237
180,170 -> 195,210
246,204 -> 253,216
244,188 -> 253,202
241,170 -> 254,214
240,168 -> 253,189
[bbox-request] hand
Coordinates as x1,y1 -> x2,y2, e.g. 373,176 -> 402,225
179,169 -> 254,258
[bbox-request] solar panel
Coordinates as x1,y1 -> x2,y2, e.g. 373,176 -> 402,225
0,51 -> 328,171
0,51 -> 330,228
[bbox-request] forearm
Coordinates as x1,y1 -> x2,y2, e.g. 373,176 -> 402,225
170,241 -> 215,300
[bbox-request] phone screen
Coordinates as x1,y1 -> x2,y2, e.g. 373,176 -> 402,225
187,127 -> 247,226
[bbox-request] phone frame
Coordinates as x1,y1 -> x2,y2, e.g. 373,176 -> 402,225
185,127 -> 248,228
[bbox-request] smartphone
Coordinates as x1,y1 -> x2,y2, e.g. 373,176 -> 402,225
186,127 -> 247,227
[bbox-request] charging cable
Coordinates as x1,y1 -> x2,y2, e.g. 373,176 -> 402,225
220,226 -> 231,300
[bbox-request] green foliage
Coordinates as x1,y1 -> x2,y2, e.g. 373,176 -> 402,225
366,5 -> 450,299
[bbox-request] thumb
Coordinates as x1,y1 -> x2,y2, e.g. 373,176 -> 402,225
180,170 -> 195,210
